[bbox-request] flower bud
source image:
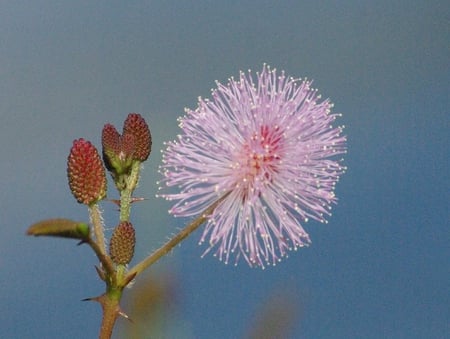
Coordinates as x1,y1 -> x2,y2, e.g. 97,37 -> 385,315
123,113 -> 152,161
109,221 -> 136,265
102,124 -> 135,175
67,138 -> 107,205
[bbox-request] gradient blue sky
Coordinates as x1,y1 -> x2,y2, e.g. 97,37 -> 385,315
1,1 -> 448,338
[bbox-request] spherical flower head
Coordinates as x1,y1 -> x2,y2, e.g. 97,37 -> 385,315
67,138 -> 107,205
123,113 -> 152,162
109,221 -> 136,265
159,65 -> 347,268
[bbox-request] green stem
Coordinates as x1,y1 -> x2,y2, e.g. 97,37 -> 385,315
95,163 -> 142,338
125,193 -> 228,281
119,161 -> 141,222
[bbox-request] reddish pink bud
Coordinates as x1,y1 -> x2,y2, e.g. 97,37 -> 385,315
121,133 -> 136,160
67,138 -> 107,205
123,113 -> 152,161
109,221 -> 136,265
101,124 -> 120,160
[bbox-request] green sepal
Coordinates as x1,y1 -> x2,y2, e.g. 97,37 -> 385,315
105,151 -> 134,176
27,218 -> 90,241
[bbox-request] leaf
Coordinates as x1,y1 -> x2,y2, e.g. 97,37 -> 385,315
27,218 -> 90,241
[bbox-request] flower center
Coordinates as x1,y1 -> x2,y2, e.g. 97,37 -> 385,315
236,125 -> 282,200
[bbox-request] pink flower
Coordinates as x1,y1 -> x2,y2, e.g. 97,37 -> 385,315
159,65 -> 347,268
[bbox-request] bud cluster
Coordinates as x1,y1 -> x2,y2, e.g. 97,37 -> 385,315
66,113 -> 151,202
102,113 -> 152,179
65,113 -> 151,268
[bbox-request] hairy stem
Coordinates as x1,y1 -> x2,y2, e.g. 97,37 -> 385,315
125,194 -> 228,281
119,161 -> 141,222
98,291 -> 122,339
89,203 -> 106,254
86,238 -> 116,282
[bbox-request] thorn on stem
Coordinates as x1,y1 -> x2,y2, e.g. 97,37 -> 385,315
119,310 -> 133,323
95,265 -> 107,281
109,197 -> 147,206
81,295 -> 102,303
122,272 -> 137,288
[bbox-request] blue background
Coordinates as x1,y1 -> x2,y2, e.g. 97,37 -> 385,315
1,1 -> 448,338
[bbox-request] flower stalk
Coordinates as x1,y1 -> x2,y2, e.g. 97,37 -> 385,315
97,293 -> 122,339
89,203 -> 107,255
119,161 -> 141,222
126,193 -> 229,281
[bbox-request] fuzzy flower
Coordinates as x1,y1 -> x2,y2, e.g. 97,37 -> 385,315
158,65 -> 347,268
